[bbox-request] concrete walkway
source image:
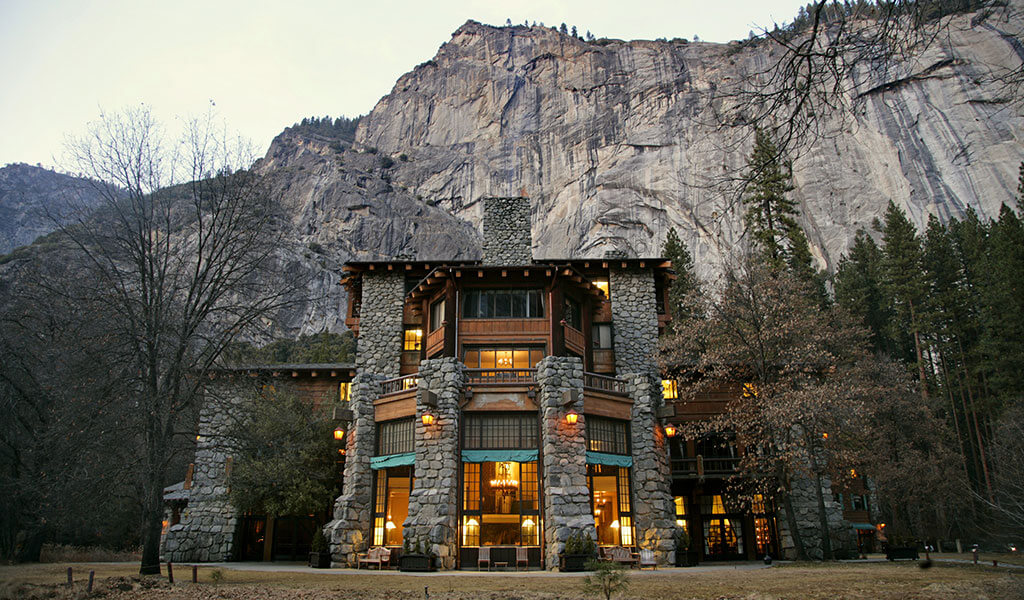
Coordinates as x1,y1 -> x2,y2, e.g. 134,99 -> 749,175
192,561 -> 775,577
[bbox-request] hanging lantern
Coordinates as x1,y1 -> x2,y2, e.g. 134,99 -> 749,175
664,424 -> 677,438
333,427 -> 345,440
422,411 -> 436,426
565,409 -> 579,425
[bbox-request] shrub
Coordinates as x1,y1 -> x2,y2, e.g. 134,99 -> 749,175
583,560 -> 630,600
311,528 -> 328,553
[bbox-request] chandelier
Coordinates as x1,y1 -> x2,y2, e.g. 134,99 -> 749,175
489,462 -> 519,491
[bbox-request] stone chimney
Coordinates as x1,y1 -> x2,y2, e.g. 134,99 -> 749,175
482,197 -> 532,266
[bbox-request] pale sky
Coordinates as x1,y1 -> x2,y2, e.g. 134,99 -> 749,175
0,0 -> 809,170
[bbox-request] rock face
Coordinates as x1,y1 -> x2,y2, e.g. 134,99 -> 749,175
354,6 -> 1024,277
0,163 -> 104,255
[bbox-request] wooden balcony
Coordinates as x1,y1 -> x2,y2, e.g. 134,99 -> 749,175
376,374 -> 419,421
592,349 -> 615,373
465,368 -> 536,385
671,456 -> 740,479
564,324 -> 585,356
583,372 -> 628,396
425,325 -> 445,357
583,373 -> 631,420
459,318 -> 548,345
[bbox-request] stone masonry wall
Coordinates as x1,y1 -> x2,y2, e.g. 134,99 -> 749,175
482,197 -> 533,266
404,358 -> 464,569
775,440 -> 853,560
537,356 -> 596,570
162,380 -> 240,562
356,272 -> 405,377
626,372 -> 677,565
325,372 -> 380,566
609,266 -> 659,374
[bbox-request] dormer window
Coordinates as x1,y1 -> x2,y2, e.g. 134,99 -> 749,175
463,289 -> 544,319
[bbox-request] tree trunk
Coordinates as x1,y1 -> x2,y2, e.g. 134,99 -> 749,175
908,299 -> 929,402
15,526 -> 46,563
779,467 -> 808,560
807,448 -> 834,560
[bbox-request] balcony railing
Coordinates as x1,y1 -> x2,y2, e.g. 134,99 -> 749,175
583,372 -> 629,396
380,374 -> 420,396
671,456 -> 740,479
465,368 -> 536,385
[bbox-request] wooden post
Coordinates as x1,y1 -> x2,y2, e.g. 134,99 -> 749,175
443,279 -> 457,357
66,567 -> 73,586
167,561 -> 174,584
192,565 -> 198,583
87,571 -> 95,593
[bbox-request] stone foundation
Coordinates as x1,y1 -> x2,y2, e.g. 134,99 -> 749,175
404,358 -> 464,569
537,356 -> 597,570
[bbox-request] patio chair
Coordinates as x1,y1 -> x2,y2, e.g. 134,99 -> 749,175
478,546 -> 491,571
516,546 -> 529,570
639,548 -> 657,570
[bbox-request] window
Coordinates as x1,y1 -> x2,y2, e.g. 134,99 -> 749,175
589,465 -> 633,546
403,328 -> 423,351
592,279 -> 610,301
463,346 -> 545,371
463,413 -> 538,449
662,379 -> 678,400
587,416 -> 629,455
377,418 -> 415,456
339,382 -> 351,403
463,289 -> 544,319
430,299 -> 446,332
563,296 -> 581,330
852,494 -> 868,511
592,324 -> 613,349
373,466 -> 412,546
461,461 -> 541,547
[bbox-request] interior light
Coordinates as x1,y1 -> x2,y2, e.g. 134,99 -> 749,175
522,518 -> 535,528
676,519 -> 685,527
611,520 -> 620,529
467,518 -> 479,527
385,520 -> 396,530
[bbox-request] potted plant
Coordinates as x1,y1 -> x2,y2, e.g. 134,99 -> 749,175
309,528 -> 331,568
560,530 -> 597,572
399,538 -> 437,572
673,527 -> 691,567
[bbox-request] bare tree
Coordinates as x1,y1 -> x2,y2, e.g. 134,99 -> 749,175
59,106 -> 299,574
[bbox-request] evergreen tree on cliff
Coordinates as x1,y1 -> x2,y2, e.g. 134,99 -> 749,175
661,228 -> 701,330
742,128 -> 797,269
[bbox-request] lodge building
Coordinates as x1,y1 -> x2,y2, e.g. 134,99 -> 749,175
162,197 -> 867,568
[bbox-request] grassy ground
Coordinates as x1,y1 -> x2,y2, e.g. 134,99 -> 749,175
0,561 -> 1021,600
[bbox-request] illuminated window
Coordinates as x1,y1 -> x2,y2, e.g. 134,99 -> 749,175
463,346 -> 544,371
463,289 -> 544,319
674,496 -> 688,532
372,466 -> 411,546
662,379 -> 678,400
589,464 -> 634,546
339,382 -> 351,403
742,383 -> 758,398
592,279 -> 610,300
460,461 -> 540,546
403,328 -> 423,351
587,417 -> 629,455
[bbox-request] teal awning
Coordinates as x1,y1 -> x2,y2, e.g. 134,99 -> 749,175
851,523 -> 876,531
586,451 -> 633,467
461,449 -> 539,463
370,452 -> 415,469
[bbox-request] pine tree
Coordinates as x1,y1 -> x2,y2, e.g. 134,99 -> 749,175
879,201 -> 928,399
662,228 -> 702,329
742,128 -> 799,271
834,229 -> 890,354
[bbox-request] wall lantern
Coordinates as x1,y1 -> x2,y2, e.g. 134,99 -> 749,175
333,427 -> 346,440
422,411 -> 436,426
663,424 -> 677,438
565,409 -> 579,425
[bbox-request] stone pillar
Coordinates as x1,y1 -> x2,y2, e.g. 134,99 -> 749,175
403,358 -> 464,569
355,271 -> 405,378
161,380 -> 239,562
608,266 -> 659,374
626,371 -> 677,565
481,197 -> 533,266
325,372 -> 380,566
537,356 -> 596,570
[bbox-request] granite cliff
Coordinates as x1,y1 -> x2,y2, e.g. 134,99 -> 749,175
0,164 -> 104,255
346,4 -> 1023,275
